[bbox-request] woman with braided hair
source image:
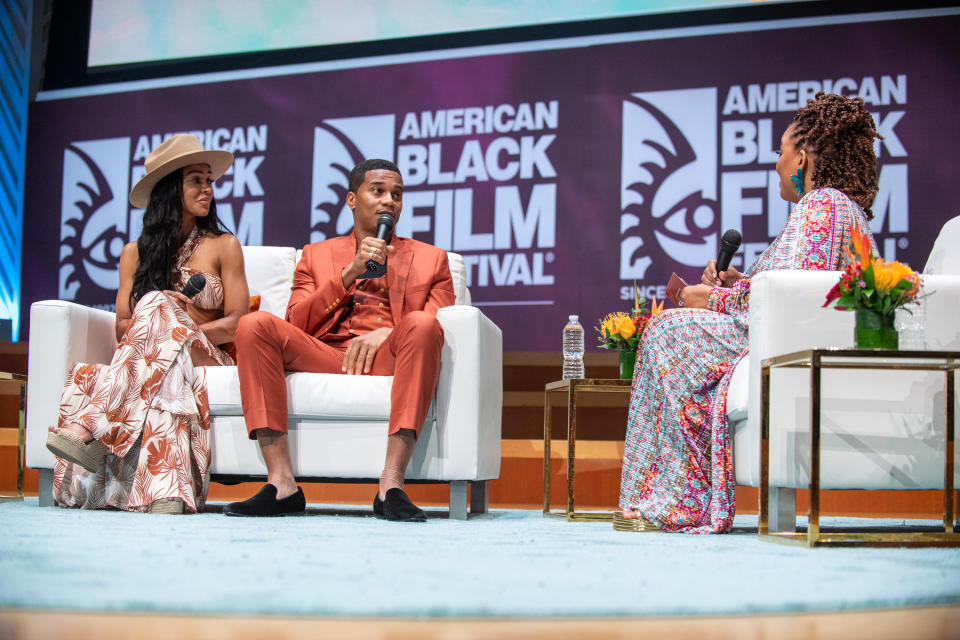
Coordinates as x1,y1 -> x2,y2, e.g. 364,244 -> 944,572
617,92 -> 882,533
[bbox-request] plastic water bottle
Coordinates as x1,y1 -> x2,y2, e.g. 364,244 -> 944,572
896,292 -> 927,350
562,315 -> 585,380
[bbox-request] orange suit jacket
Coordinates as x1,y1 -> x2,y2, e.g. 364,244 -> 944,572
285,235 -> 456,339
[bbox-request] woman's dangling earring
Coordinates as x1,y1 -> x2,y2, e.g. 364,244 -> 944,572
789,168 -> 804,198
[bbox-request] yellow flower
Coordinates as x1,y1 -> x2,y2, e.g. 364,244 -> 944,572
872,259 -> 915,292
601,316 -> 616,337
616,315 -> 636,339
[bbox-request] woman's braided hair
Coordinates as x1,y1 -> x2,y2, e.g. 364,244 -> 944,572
791,92 -> 883,219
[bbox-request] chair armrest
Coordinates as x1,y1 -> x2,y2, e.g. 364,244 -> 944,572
748,270 -> 851,363
739,271 -> 850,485
26,300 -> 118,469
434,305 -> 503,480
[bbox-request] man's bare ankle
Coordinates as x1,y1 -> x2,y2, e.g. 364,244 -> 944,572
378,469 -> 405,500
271,480 -> 298,500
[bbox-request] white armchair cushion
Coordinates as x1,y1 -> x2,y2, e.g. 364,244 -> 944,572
205,366 -> 407,421
277,371 -> 393,420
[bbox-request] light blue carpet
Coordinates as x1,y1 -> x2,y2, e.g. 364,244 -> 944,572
1,498 -> 958,618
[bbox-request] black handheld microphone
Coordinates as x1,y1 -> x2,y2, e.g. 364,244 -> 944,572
716,229 -> 742,273
181,273 -> 206,298
357,213 -> 395,280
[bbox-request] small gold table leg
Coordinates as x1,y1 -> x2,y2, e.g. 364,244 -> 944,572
18,381 -> 24,498
808,352 -> 822,547
566,380 -> 577,520
0,373 -> 26,503
543,388 -> 552,515
759,363 -> 771,535
945,370 -> 955,534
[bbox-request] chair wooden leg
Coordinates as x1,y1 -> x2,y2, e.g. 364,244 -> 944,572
37,468 -> 54,507
449,481 -> 468,520
470,480 -> 489,515
769,487 -> 796,533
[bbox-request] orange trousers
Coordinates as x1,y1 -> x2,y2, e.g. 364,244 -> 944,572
234,310 -> 443,438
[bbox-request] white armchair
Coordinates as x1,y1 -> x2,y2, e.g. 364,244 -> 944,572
725,217 -> 960,531
25,248 -> 503,519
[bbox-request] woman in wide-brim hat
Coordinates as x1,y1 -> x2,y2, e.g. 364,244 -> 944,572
45,134 -> 250,514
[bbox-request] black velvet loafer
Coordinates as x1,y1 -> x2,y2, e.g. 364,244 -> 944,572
223,484 -> 305,517
373,487 -> 427,522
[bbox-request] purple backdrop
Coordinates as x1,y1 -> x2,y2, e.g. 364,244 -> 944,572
22,15 -> 959,351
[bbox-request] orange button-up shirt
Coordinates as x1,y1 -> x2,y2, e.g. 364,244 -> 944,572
323,275 -> 393,343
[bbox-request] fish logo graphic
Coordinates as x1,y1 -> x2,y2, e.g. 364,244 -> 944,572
310,115 -> 395,242
59,138 -> 131,302
620,88 -> 718,280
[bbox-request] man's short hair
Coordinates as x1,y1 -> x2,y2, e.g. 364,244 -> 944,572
349,159 -> 402,193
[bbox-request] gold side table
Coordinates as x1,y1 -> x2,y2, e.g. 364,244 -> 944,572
759,348 -> 960,547
0,372 -> 27,502
543,378 -> 631,521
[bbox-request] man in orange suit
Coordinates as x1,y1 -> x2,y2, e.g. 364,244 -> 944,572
224,159 -> 455,520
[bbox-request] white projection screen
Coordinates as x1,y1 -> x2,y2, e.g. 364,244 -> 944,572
88,0 -> 795,67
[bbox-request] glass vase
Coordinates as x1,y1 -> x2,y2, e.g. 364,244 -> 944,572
854,308 -> 898,350
619,347 -> 637,380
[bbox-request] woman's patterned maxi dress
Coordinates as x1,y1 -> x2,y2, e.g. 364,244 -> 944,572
52,229 -> 233,513
618,188 -> 876,533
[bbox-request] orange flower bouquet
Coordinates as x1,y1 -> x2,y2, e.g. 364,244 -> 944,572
597,284 -> 664,378
823,227 -> 923,349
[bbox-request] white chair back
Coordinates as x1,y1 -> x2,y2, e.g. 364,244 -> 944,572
243,246 -> 470,318
924,215 -> 960,275
241,246 -> 297,317
447,252 -> 471,305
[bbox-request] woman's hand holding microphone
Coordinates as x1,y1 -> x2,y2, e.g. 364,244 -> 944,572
701,260 -> 743,288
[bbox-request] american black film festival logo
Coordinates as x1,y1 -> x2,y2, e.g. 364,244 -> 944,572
619,76 -> 909,302
59,137 -> 131,304
311,102 -> 559,300
59,126 -> 269,308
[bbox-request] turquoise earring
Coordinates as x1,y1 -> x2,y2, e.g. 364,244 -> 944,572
789,168 -> 804,197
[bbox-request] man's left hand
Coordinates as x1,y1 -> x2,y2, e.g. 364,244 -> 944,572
342,327 -> 393,375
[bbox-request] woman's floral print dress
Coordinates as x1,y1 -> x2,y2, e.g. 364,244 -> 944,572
618,188 -> 876,533
52,229 -> 233,513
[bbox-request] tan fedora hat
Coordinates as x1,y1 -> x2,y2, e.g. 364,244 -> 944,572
129,134 -> 234,209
